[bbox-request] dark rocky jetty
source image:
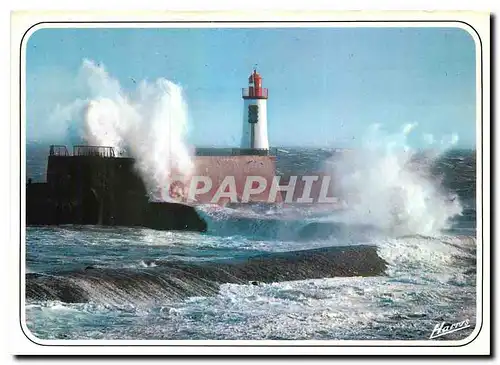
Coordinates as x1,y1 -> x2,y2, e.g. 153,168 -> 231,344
26,244 -> 387,303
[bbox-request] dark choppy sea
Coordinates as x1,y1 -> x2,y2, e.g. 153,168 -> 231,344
24,144 -> 477,341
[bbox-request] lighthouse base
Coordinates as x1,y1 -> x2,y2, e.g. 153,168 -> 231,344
195,147 -> 275,157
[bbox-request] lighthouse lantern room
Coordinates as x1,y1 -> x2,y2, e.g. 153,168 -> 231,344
241,69 -> 270,151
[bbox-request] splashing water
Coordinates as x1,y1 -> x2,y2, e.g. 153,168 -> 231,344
49,59 -> 193,200
326,123 -> 463,236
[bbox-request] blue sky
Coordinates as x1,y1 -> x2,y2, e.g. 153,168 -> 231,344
26,26 -> 476,148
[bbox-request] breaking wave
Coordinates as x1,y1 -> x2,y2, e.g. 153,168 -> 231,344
324,123 -> 463,236
46,59 -> 194,200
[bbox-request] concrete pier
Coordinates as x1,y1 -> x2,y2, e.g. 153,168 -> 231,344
26,145 -> 207,232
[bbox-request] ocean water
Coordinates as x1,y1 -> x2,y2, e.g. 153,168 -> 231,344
24,146 -> 477,341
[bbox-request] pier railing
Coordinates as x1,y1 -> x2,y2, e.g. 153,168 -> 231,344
73,145 -> 116,158
49,145 -> 69,156
49,145 -> 280,158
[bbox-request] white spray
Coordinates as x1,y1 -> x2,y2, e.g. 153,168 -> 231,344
326,123 -> 463,236
49,59 -> 193,200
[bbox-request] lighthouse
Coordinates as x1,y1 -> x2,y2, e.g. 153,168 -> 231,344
241,69 -> 269,151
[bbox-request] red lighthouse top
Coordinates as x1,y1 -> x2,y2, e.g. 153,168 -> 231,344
242,68 -> 268,99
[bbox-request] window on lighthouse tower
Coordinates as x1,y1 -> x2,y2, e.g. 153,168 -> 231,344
248,105 -> 258,124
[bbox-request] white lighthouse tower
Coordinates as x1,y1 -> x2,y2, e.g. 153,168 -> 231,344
241,69 -> 269,151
